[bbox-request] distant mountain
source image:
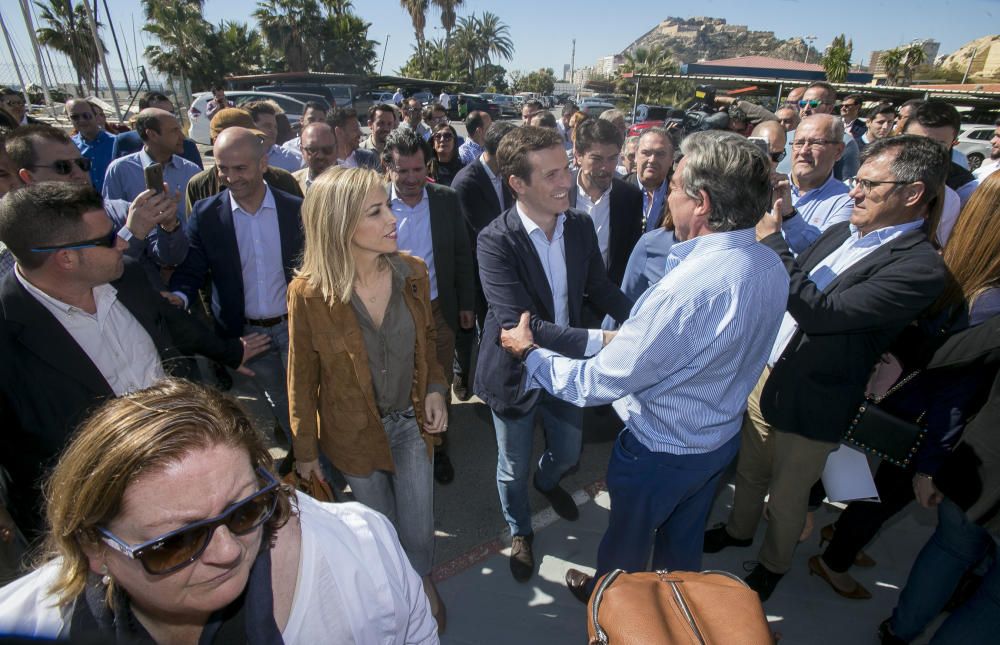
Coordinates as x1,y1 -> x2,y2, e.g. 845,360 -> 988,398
939,34 -> 1000,78
621,16 -> 819,64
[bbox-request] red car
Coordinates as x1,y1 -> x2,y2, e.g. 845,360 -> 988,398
627,105 -> 678,137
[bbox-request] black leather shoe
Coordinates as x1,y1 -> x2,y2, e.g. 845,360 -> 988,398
744,563 -> 784,602
533,473 -> 579,521
565,568 -> 594,605
509,534 -> 534,582
453,378 -> 471,402
434,452 -> 455,484
703,523 -> 753,553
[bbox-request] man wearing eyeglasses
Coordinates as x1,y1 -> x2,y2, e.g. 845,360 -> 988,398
770,114 -> 854,254
706,135 -> 949,602
292,122 -> 337,193
66,99 -> 115,193
5,125 -> 187,288
0,182 -> 266,538
0,88 -> 40,126
791,83 -> 860,181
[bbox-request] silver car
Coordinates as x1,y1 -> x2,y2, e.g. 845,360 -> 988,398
187,91 -> 308,145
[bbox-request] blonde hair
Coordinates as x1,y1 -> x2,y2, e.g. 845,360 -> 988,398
569,112 -> 589,145
297,166 -> 390,303
930,172 -> 1000,316
41,379 -> 292,605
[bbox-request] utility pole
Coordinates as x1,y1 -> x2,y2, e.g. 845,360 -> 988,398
17,0 -> 56,118
80,0 -> 123,121
803,35 -> 817,64
961,46 -> 978,85
570,39 -> 576,100
379,34 -> 390,76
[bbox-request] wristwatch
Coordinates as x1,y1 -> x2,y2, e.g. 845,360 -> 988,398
782,207 -> 799,221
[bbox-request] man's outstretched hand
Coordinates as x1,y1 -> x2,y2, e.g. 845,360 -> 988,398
500,311 -> 535,359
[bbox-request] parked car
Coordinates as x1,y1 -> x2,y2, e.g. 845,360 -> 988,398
957,124 -> 996,170
581,102 -> 616,118
188,91 -> 307,145
626,104 -> 677,137
449,93 -> 501,122
492,95 -> 519,118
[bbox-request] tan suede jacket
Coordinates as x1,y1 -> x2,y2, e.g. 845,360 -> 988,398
287,254 -> 446,477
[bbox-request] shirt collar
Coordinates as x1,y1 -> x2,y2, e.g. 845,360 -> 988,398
791,172 -> 838,200
847,218 -> 924,245
576,173 -> 613,203
15,265 -> 116,314
229,185 -> 276,216
515,202 -> 565,240
481,157 -> 499,182
139,148 -> 175,169
390,183 -> 428,207
668,228 -> 757,263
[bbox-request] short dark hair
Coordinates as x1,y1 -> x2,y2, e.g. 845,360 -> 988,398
484,121 -> 517,156
327,106 -> 359,130
368,103 -> 396,122
904,100 -> 962,137
900,98 -> 924,111
211,83 -> 226,92
0,87 -> 20,99
0,181 -> 104,270
303,101 -> 327,114
382,126 -> 428,168
574,118 -> 623,154
5,124 -> 72,170
561,101 -> 578,116
843,94 -> 864,105
134,111 -> 162,141
861,134 -> 950,210
869,103 -> 897,119
524,99 -> 544,111
465,110 -> 488,135
138,91 -> 170,110
533,112 -> 558,129
243,100 -> 277,122
639,126 -> 677,150
498,126 -> 564,196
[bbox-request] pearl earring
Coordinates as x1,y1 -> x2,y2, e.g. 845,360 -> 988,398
100,565 -> 111,586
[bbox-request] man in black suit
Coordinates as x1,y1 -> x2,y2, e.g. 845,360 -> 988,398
705,135 -> 950,601
568,119 -> 643,324
170,127 -> 304,448
0,182 -> 265,536
383,127 -> 476,484
475,126 -> 632,582
450,121 -> 517,398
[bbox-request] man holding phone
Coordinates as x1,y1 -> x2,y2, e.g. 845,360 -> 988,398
103,108 -> 201,226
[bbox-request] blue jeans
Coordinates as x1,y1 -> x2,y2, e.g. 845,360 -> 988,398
242,320 -> 291,446
595,429 -> 740,585
343,410 -> 435,575
493,393 -> 583,536
890,498 -> 1000,643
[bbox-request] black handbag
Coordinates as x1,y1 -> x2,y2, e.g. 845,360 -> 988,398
844,371 -> 927,468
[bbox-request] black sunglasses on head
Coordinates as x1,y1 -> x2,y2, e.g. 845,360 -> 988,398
30,157 -> 92,175
31,226 -> 118,253
96,468 -> 280,575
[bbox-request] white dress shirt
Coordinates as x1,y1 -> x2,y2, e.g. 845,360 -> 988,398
391,185 -> 438,300
516,204 -> 603,355
575,177 -> 613,266
230,187 -> 288,319
768,218 -> 925,365
15,268 -> 164,396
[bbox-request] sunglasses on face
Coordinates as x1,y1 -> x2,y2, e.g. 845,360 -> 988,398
31,226 -> 118,253
303,145 -> 335,155
798,99 -> 827,109
96,468 -> 280,576
30,157 -> 92,175
432,133 -> 454,142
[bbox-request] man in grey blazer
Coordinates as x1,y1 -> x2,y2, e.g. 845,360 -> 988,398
383,127 -> 476,484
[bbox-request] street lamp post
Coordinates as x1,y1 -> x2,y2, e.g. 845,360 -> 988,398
803,35 -> 817,64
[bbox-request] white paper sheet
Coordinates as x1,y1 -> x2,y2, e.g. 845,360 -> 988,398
821,445 -> 880,503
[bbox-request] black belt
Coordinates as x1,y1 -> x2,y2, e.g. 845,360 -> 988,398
245,314 -> 288,327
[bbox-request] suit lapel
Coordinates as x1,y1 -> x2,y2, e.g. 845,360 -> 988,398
798,222 -> 851,275
426,185 -> 447,265
821,229 -> 926,294
607,180 -> 623,265
2,278 -> 113,397
217,191 -> 247,301
505,209 -> 556,321
563,215 -> 586,319
474,164 -> 502,212
273,190 -> 302,279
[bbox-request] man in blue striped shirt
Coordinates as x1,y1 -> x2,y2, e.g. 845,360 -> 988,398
501,131 -> 790,602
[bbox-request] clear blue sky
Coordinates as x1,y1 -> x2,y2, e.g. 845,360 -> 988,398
2,0 -> 998,87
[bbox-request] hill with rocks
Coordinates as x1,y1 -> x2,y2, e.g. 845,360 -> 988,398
621,16 -> 819,64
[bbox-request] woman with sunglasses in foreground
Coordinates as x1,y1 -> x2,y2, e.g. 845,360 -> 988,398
287,166 -> 449,632
0,379 -> 439,644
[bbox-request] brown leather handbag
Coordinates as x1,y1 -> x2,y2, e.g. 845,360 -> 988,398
281,470 -> 337,503
587,569 -> 773,644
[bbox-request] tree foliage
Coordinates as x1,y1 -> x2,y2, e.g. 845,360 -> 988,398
34,0 -> 107,96
512,68 -> 556,95
397,10 -> 513,87
822,34 -> 853,83
878,44 -> 929,86
615,47 -> 689,105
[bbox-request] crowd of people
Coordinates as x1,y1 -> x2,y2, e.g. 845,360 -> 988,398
0,79 -> 997,643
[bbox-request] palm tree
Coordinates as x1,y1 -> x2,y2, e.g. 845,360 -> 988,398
216,21 -> 266,75
399,0 -> 429,77
475,11 -> 513,68
254,0 -> 323,72
431,0 -> 462,68
142,0 -> 210,104
34,0 -> 106,95
617,46 -> 682,104
880,48 -> 904,86
822,35 -> 853,83
901,44 -> 928,85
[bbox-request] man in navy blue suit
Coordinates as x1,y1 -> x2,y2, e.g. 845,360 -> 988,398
475,126 -> 632,582
170,127 -> 304,446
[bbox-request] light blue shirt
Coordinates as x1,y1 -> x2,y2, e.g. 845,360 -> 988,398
102,149 -> 201,223
515,205 -> 603,355
458,139 -> 484,165
526,228 -> 789,455
783,173 -> 854,254
72,129 -> 115,193
768,218 -> 926,366
777,130 -> 860,181
639,177 -> 669,232
267,144 -> 304,172
603,227 -> 677,331
230,187 -> 287,319
392,185 -> 437,300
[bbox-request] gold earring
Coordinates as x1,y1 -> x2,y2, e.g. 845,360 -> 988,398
100,564 -> 111,586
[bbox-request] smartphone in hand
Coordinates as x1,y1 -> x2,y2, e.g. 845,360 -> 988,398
143,163 -> 164,194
